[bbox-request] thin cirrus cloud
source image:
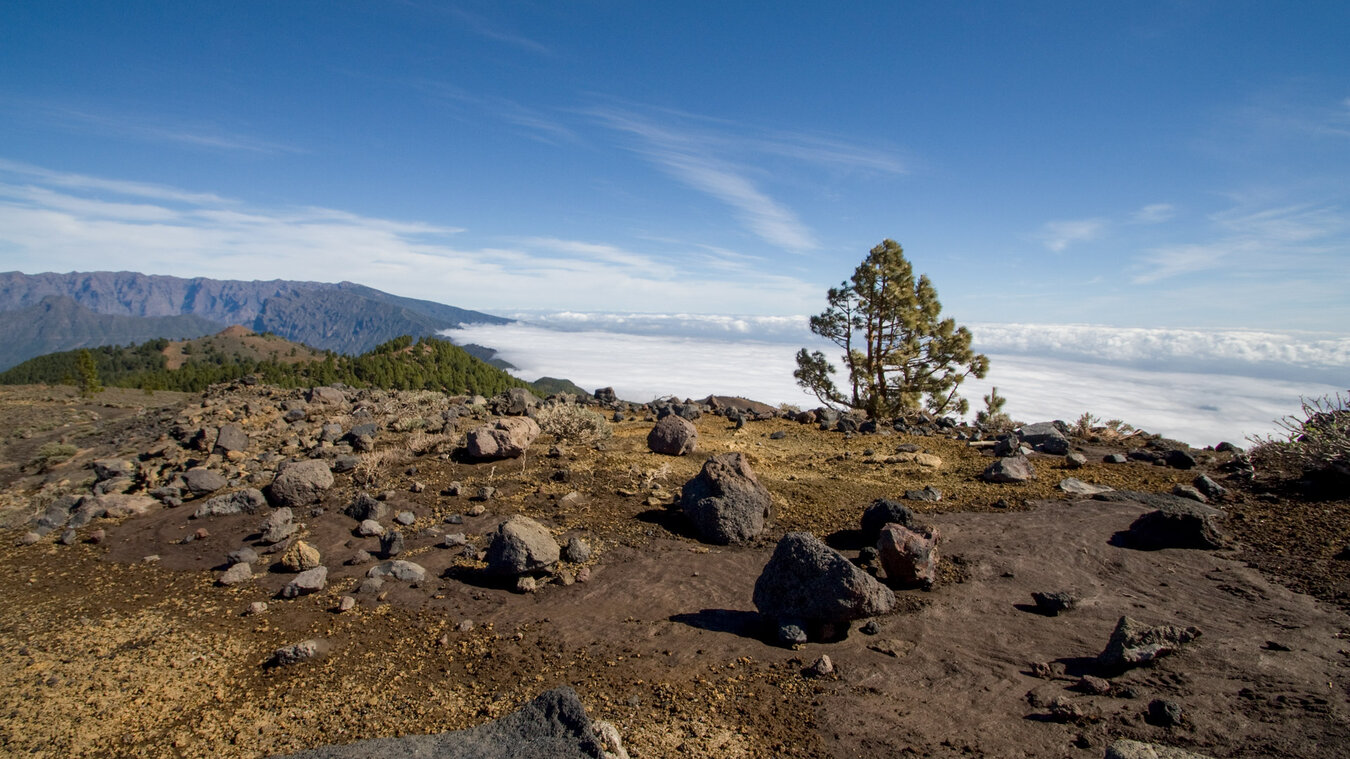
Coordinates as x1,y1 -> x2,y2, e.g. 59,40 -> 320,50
1132,203 -> 1175,223
1037,218 -> 1107,252
0,158 -> 820,313
14,101 -> 301,155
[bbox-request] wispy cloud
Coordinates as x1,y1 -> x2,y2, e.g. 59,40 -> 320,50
1132,202 -> 1346,284
15,101 -> 299,154
1037,218 -> 1107,252
588,106 -> 821,252
0,159 -> 819,314
447,6 -> 550,56
408,80 -> 577,145
1132,203 -> 1175,223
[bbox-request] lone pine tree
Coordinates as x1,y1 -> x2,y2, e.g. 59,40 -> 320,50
794,239 -> 988,419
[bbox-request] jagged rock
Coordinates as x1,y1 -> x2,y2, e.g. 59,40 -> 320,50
269,638 -> 328,667
1058,478 -> 1114,496
258,507 -> 296,544
876,523 -> 938,588
280,566 -> 327,598
1104,453 -> 1128,464
1125,502 -> 1227,550
366,560 -> 428,582
563,536 -> 592,563
1170,484 -> 1207,503
516,576 -> 539,594
490,387 -> 541,416
466,417 -> 541,460
357,519 -> 385,537
344,492 -> 389,522
982,455 -> 1036,483
272,686 -> 607,759
213,423 -> 249,454
1193,474 -> 1227,501
266,460 -> 334,507
182,467 -> 228,495
281,540 -> 322,572
903,486 -> 942,502
86,494 -> 159,520
860,498 -> 916,541
1065,452 -> 1088,469
92,458 -> 134,481
753,532 -> 895,640
485,515 -> 560,575
194,488 -> 267,518
646,415 -> 698,456
1031,591 -> 1079,616
680,453 -> 772,545
218,562 -> 254,586
1098,616 -> 1201,670
337,595 -> 357,613
1020,422 -> 1070,454
394,510 -> 416,526
332,454 -> 360,473
1105,739 -> 1214,759
993,437 -> 1025,457
1147,698 -> 1184,727
803,654 -> 835,678
379,530 -> 404,558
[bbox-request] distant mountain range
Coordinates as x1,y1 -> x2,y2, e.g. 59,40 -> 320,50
0,271 -> 511,371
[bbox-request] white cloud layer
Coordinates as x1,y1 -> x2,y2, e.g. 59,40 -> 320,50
443,314 -> 1349,447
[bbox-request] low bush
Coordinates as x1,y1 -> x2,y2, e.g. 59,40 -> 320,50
536,404 -> 613,445
1249,392 -> 1350,484
31,442 -> 78,471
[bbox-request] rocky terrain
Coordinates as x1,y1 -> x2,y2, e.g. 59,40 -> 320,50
0,382 -> 1347,758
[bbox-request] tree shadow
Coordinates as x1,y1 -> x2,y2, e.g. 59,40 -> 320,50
669,609 -> 767,641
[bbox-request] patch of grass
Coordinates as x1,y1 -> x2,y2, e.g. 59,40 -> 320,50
31,442 -> 78,471
536,404 -> 613,445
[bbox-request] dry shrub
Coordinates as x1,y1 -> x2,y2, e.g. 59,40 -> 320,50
1249,392 -> 1350,481
353,448 -> 411,485
536,404 -> 613,445
405,431 -> 452,456
31,442 -> 77,472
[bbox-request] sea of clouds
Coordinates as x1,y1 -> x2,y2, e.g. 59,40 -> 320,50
442,312 -> 1349,448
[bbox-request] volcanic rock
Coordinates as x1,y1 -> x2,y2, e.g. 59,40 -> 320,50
646,415 -> 698,456
753,532 -> 895,640
876,523 -> 938,588
466,417 -> 541,460
981,455 -> 1036,483
485,515 -> 560,575
680,452 -> 772,545
1098,616 -> 1201,671
266,460 -> 334,507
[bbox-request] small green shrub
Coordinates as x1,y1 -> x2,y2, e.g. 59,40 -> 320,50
536,404 -> 613,445
32,442 -> 78,471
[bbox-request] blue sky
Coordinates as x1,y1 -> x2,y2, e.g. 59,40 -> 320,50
1,1 -> 1347,330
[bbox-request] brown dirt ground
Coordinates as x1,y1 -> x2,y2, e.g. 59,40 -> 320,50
0,386 -> 1347,758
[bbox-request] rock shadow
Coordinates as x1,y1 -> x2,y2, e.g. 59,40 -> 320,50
824,528 -> 867,552
669,609 -> 767,641
635,508 -> 702,541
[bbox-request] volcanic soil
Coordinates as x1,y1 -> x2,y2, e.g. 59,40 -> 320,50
0,384 -> 1347,758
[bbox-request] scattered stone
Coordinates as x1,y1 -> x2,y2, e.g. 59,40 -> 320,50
465,417 -> 541,460
246,601 -> 268,616
558,491 -> 583,508
1147,698 -> 1184,727
563,536 -> 592,563
280,566 -> 328,598
394,510 -> 416,526
266,460 -> 334,507
380,530 -> 404,558
876,523 -> 939,588
1057,478 -> 1113,496
860,498 -> 916,541
467,503 -> 486,517
680,452 -> 772,545
1170,484 -> 1207,503
1125,501 -> 1227,550
891,452 -> 942,468
474,487 -> 496,502
776,623 -> 808,646
213,423 -> 249,455
92,458 -> 135,481
1103,453 -> 1129,464
769,430 -> 787,440
1031,591 -> 1080,616
1065,452 -> 1088,469
308,386 -> 347,405
366,560 -> 428,582
442,533 -> 468,548
753,532 -> 895,642
576,566 -> 592,583
346,549 -> 373,566
647,415 -> 699,456
218,562 -> 254,586
194,488 -> 267,518
357,519 -> 385,537
182,467 -> 228,496
485,515 -> 560,575
87,528 -> 106,544
1164,449 -> 1197,469
1193,474 -> 1228,501
258,507 -> 296,544
803,654 -> 835,678
1098,616 -> 1201,671
58,528 -> 77,545
227,546 -> 260,565
981,455 -> 1036,483
337,596 -> 357,613
344,492 -> 389,522
1044,695 -> 1095,723
268,638 -> 327,667
281,540 -> 322,572
1076,675 -> 1112,696
515,576 -> 539,593
903,486 -> 943,502
1019,422 -> 1069,453
332,454 -> 360,473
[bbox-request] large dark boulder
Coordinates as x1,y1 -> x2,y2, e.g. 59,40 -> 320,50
753,532 -> 895,636
647,415 -> 698,456
680,453 -> 772,545
859,498 -> 916,542
981,455 -> 1036,483
485,515 -> 560,576
271,687 -> 608,759
1019,422 -> 1069,454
